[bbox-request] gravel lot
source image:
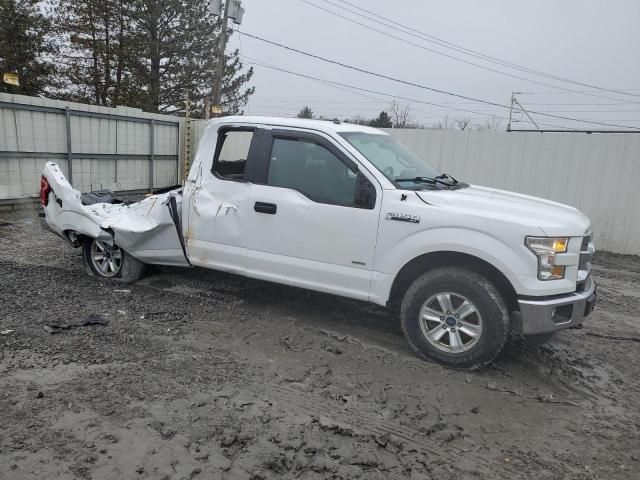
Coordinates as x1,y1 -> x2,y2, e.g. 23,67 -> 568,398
1,209 -> 639,480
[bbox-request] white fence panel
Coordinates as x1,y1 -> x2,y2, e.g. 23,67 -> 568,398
0,93 -> 181,200
384,129 -> 640,255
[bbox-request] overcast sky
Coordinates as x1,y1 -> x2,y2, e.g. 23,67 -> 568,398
227,0 -> 640,130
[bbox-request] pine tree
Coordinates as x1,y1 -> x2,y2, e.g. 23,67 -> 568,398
218,49 -> 255,116
297,106 -> 314,119
50,0 -> 254,115
369,111 -> 392,128
0,0 -> 57,96
121,0 -> 253,115
51,0 -> 137,106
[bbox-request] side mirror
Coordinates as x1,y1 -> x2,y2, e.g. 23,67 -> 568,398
354,171 -> 376,209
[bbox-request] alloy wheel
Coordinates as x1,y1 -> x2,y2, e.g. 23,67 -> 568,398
419,292 -> 483,353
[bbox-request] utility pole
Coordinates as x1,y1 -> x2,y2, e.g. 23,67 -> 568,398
210,0 -> 245,118
507,92 -> 515,132
512,93 -> 540,130
183,96 -> 192,183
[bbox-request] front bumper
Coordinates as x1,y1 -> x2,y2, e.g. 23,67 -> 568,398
518,277 -> 597,335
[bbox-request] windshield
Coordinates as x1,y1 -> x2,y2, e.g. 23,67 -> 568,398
340,132 -> 443,189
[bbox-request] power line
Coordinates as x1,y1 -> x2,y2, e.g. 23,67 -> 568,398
245,57 -> 622,131
240,34 -> 639,129
389,101 -> 640,106
520,89 -> 640,95
249,100 -> 640,113
508,129 -> 640,134
248,99 -> 384,104
299,0 -> 640,104
325,0 -> 640,99
520,109 -> 640,113
244,55 -> 506,116
244,56 -> 635,130
242,56 -> 612,131
240,31 -> 504,108
500,102 -> 639,107
247,100 -> 640,108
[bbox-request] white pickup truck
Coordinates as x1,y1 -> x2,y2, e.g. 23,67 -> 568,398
41,116 -> 596,369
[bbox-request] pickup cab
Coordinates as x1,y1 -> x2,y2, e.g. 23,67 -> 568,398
41,116 -> 596,369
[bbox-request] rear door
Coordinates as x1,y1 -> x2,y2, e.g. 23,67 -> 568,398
184,126 -> 258,274
243,129 -> 382,301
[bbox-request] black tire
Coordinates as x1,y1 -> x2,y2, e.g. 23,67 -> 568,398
400,267 -> 510,370
82,238 -> 146,283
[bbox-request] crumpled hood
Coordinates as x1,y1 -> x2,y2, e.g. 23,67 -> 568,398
417,185 -> 591,237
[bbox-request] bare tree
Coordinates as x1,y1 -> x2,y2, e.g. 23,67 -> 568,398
432,115 -> 452,130
479,116 -> 503,131
390,101 -> 411,128
454,118 -> 472,131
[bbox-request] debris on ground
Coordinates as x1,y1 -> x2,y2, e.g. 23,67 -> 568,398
43,314 -> 108,334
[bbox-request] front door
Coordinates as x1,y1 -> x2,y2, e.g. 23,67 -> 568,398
244,129 -> 382,301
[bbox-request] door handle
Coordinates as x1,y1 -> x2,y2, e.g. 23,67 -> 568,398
254,202 -> 277,214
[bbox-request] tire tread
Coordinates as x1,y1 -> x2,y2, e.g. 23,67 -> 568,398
82,239 -> 146,283
400,267 -> 510,370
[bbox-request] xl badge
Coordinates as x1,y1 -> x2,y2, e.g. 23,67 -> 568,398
386,212 -> 420,224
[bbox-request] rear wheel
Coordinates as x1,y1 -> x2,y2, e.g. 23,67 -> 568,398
82,238 -> 145,283
400,267 -> 510,370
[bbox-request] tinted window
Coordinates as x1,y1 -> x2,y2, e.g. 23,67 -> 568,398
213,130 -> 254,180
267,138 -> 357,206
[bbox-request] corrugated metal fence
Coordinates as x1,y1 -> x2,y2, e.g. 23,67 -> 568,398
0,93 -> 181,201
383,129 -> 640,255
2,99 -> 638,255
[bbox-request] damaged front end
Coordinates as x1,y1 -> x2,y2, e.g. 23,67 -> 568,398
41,162 -> 190,267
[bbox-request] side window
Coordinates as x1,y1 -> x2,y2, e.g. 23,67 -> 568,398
267,138 -> 357,207
212,130 -> 254,180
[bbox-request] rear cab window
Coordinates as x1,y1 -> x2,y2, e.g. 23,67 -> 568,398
212,129 -> 254,180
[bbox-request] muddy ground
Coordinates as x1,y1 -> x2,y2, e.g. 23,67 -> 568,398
1,210 -> 639,480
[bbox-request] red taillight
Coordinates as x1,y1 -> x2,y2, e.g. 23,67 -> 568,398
40,175 -> 51,207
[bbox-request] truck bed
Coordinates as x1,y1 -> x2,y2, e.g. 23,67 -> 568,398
41,162 -> 190,267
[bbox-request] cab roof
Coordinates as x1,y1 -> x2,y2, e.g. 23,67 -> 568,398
210,116 -> 388,135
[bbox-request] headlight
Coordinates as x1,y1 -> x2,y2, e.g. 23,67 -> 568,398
526,236 -> 569,280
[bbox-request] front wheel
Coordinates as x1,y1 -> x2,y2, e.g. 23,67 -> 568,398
82,238 -> 146,283
400,267 -> 510,370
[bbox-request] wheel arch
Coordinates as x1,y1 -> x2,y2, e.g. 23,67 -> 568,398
62,230 -> 90,248
388,251 -> 519,314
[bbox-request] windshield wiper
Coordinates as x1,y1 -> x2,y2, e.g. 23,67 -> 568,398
394,176 -> 456,188
435,173 -> 459,185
